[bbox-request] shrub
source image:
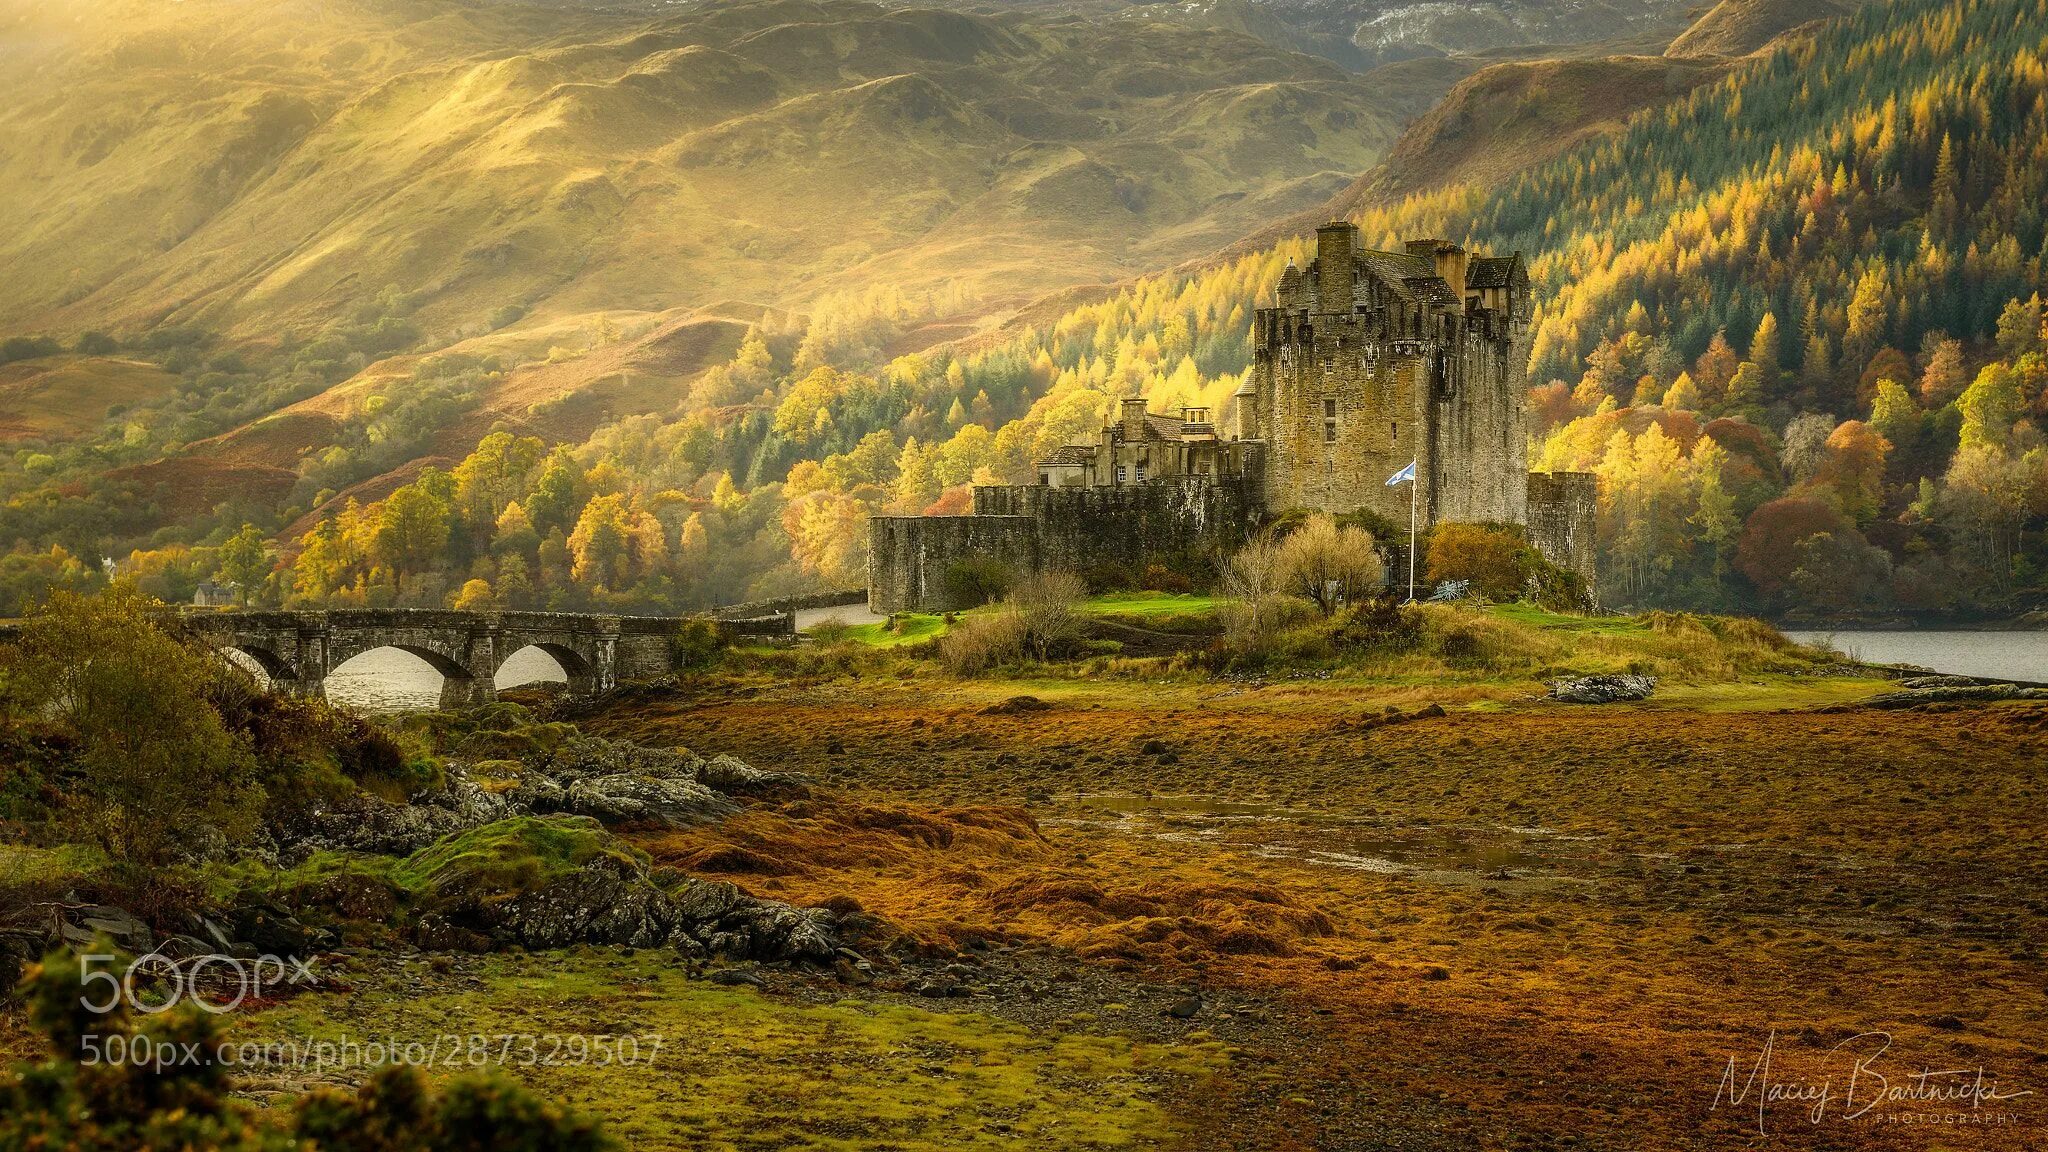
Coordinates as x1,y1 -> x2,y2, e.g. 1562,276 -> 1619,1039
0,335 -> 61,364
1332,597 -> 1423,653
1275,514 -> 1384,615
74,331 -> 118,355
808,615 -> 853,646
1081,563 -> 1135,594
943,557 -> 1013,608
1424,523 -> 1531,601
1139,564 -> 1194,593
938,608 -> 1030,675
1010,570 -> 1087,661
669,618 -> 726,670
1218,531 -> 1303,654
2,589 -> 262,869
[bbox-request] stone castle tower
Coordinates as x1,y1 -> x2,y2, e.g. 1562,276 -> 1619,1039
866,224 -> 1597,613
1237,221 -> 1533,527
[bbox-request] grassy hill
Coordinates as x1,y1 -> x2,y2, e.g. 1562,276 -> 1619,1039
0,356 -> 178,445
1316,53 -> 1736,224
0,0 -> 1419,346
1665,0 -> 1862,58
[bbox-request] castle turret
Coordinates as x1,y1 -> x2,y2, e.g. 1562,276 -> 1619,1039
1277,260 -> 1305,310
1233,377 -> 1258,440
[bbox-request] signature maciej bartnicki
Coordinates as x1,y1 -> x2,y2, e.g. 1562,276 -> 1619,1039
1712,1029 -> 2031,1135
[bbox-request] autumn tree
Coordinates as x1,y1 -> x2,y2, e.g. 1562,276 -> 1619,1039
1275,515 -> 1384,615
2,589 -> 261,869
1424,524 -> 1530,601
214,523 -> 271,605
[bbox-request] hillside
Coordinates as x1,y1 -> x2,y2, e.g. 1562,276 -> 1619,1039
688,0 -> 2040,619
1665,0 -> 1859,58
0,0 -> 1420,346
1316,54 -> 1735,224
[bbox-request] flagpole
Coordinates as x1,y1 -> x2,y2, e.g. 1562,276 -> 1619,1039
1407,471 -> 1417,603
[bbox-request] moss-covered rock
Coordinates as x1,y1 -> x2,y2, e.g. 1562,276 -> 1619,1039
391,815 -> 644,915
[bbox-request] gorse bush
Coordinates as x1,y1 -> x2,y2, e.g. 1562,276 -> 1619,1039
0,945 -> 611,1151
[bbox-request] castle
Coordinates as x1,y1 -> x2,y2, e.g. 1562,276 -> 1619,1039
868,222 -> 1597,612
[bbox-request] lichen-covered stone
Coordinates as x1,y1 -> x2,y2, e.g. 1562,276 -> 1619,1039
1547,675 -> 1658,704
563,773 -> 737,828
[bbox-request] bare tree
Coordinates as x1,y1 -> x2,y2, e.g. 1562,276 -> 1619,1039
1275,515 -> 1384,616
1220,530 -> 1289,646
1011,570 -> 1088,661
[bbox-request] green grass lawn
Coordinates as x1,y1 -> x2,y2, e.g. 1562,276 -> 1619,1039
837,614 -> 951,647
1483,602 -> 1651,636
820,593 -> 1223,648
1078,592 -> 1219,618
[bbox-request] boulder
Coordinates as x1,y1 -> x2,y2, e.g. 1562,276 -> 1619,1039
564,774 -> 737,829
287,786 -> 501,858
388,816 -> 838,963
56,905 -> 153,953
1860,683 -> 2048,709
488,855 -> 679,950
667,878 -> 837,962
533,736 -> 700,784
695,753 -> 811,796
1547,675 -> 1658,704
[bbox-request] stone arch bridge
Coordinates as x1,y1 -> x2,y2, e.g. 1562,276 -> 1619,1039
177,609 -> 773,708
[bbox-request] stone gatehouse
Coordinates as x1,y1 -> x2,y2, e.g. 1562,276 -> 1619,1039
868,223 -> 1598,613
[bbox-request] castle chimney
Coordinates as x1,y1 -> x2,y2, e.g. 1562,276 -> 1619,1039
1315,221 -> 1359,314
1435,242 -> 1469,298
1120,396 -> 1148,440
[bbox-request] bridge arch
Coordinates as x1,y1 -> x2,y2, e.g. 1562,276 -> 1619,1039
326,643 -> 493,711
495,642 -> 593,695
216,643 -> 292,689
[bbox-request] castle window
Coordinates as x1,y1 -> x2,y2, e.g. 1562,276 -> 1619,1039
1322,399 -> 1338,444
1136,463 -> 1148,482
1039,472 -> 1051,486
1116,465 -> 1127,484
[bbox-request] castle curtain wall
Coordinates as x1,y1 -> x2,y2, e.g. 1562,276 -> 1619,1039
869,479 -> 1260,612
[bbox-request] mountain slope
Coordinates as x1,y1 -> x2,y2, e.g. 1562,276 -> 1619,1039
1665,0 -> 1859,58
1321,54 -> 1735,222
0,0 -> 1417,345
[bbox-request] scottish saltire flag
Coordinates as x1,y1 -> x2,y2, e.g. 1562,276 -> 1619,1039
1385,459 -> 1416,486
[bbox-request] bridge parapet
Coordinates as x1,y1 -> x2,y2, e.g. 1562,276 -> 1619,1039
170,607 -> 707,706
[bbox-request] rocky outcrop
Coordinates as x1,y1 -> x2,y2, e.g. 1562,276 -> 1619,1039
562,773 -> 738,828
289,775 -> 516,858
1858,683 -> 2048,709
394,816 -> 838,963
1547,674 -> 1658,704
280,739 -> 805,860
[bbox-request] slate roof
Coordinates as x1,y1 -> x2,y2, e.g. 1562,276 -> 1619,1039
1142,413 -> 1188,440
1466,255 -> 1523,289
1036,445 -> 1096,466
